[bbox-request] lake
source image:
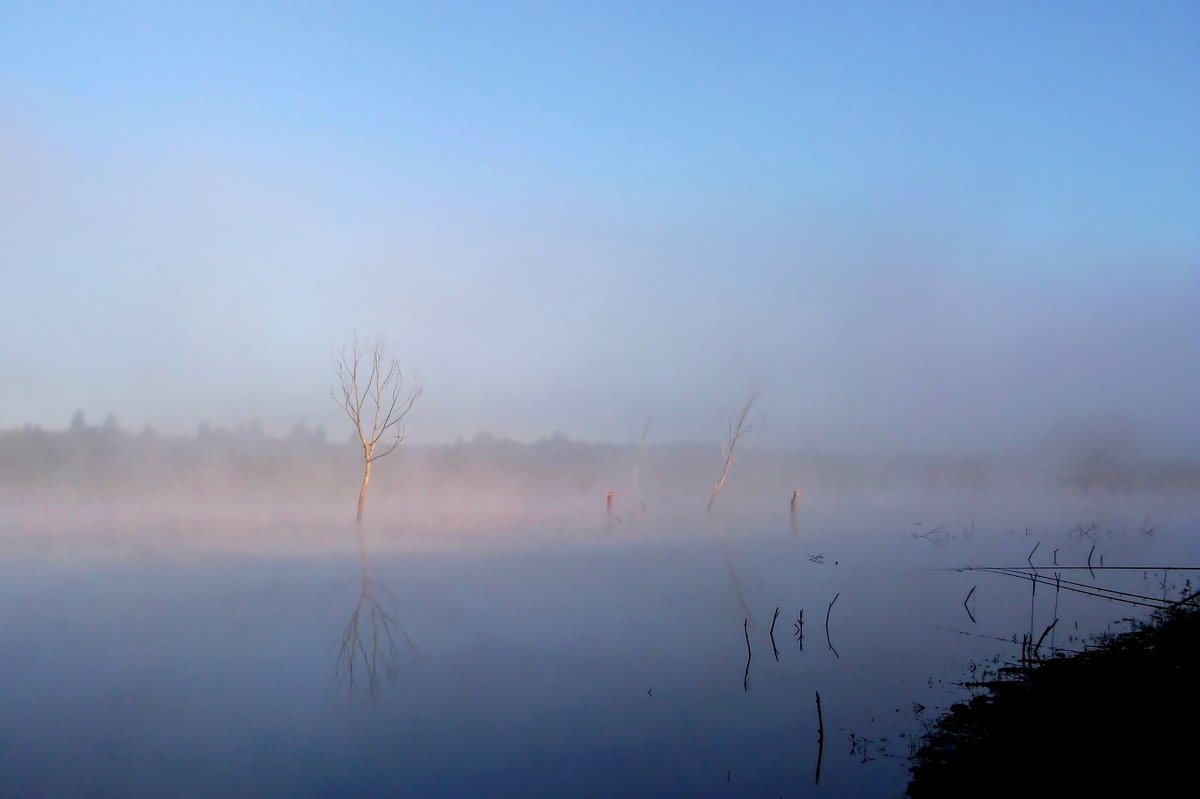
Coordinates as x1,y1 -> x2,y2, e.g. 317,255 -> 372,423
1,487 -> 1194,797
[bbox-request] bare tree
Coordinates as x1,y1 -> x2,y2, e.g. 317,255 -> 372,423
707,389 -> 761,511
332,338 -> 423,524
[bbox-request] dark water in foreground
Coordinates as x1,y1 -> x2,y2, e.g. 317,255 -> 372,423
1,490 -> 1195,797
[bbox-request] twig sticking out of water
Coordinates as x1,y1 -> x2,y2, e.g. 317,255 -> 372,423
1088,545 -> 1096,579
794,610 -> 805,651
1033,618 -> 1059,659
769,606 -> 781,662
814,691 -> 825,786
825,592 -> 840,659
742,618 -> 752,692
963,585 -> 977,625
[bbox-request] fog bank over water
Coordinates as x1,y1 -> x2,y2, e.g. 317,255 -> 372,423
2,419 -> 1195,559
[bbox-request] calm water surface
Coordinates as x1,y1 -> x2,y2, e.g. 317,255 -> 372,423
1,489 -> 1195,797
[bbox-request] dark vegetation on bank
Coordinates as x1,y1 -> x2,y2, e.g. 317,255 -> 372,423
907,600 -> 1200,797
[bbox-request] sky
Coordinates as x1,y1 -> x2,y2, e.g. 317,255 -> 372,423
1,1 -> 1197,455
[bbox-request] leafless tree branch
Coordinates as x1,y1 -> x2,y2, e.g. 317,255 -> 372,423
331,336 -> 423,523
708,389 -> 760,511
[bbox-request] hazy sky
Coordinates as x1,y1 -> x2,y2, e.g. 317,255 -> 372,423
2,2 -> 1197,454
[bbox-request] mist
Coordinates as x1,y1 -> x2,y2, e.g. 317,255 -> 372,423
3,7 -> 1199,798
3,4 -> 1197,458
2,119 -> 1196,458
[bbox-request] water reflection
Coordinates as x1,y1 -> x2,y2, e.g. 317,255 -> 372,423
790,489 -> 801,537
707,514 -> 753,622
335,526 -> 416,703
2,490 -> 1191,797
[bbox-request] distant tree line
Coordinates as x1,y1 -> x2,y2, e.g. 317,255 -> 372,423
0,411 -> 1196,497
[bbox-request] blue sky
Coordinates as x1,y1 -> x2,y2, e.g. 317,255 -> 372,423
2,2 -> 1197,453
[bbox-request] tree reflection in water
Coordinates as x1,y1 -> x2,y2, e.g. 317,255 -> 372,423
335,528 -> 417,703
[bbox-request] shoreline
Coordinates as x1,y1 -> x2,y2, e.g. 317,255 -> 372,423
907,599 -> 1200,797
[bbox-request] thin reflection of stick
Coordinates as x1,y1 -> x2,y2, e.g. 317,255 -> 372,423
814,690 -> 825,785
789,489 -> 800,537
963,585 -> 977,624
742,618 -> 752,692
335,527 -> 416,704
709,515 -> 753,623
825,592 -> 840,659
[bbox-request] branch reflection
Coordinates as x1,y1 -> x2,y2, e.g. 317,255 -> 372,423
335,527 -> 417,703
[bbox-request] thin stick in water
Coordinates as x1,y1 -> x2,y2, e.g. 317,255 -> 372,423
742,618 -> 752,691
769,606 -> 781,662
1051,572 -> 1062,651
814,690 -> 825,785
825,592 -> 840,659
1033,618 -> 1058,659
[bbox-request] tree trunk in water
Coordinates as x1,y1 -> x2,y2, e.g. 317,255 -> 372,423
356,459 -> 372,524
